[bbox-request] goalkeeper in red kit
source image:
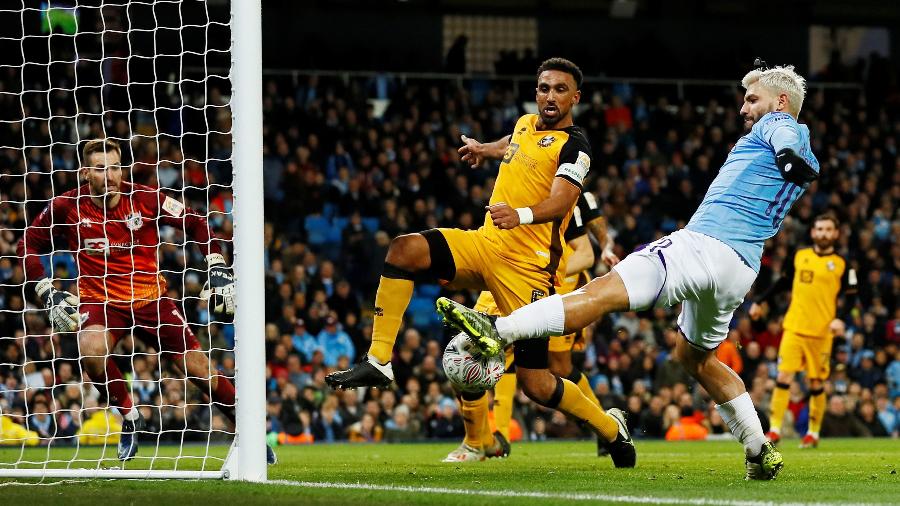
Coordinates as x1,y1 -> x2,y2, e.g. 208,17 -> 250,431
17,139 -> 275,464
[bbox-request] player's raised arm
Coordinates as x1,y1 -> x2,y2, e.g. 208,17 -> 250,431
458,134 -> 510,169
16,200 -> 81,332
156,192 -> 235,320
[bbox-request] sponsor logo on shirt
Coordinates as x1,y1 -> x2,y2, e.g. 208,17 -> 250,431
83,238 -> 109,255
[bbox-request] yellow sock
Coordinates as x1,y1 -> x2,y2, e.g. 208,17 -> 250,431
492,372 -> 517,441
480,402 -> 495,449
460,392 -> 488,449
556,377 -> 619,442
769,384 -> 790,432
808,391 -> 826,435
575,372 -> 601,408
368,276 -> 414,363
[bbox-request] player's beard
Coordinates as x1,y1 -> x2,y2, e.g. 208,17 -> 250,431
813,236 -> 835,251
539,105 -> 565,127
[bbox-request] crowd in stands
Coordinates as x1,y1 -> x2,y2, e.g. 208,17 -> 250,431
1,63 -> 899,449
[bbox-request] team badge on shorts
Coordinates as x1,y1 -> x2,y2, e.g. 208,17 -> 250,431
537,135 -> 556,147
531,289 -> 545,303
126,212 -> 143,231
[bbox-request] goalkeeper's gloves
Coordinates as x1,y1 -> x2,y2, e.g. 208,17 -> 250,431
35,278 -> 81,333
201,253 -> 235,320
775,148 -> 818,188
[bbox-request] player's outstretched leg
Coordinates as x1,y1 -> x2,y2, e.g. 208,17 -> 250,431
439,273 -> 629,355
327,233 -> 435,389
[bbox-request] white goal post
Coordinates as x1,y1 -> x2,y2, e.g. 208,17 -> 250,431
0,0 -> 265,482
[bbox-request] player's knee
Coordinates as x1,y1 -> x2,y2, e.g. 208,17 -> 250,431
78,332 -> 108,358
547,352 -> 572,378
672,345 -> 705,376
518,370 -> 557,405
385,234 -> 429,271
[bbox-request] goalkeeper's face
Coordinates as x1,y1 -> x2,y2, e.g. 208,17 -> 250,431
535,70 -> 580,127
83,151 -> 123,197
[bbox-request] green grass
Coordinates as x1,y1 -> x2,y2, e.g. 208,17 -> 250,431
2,439 -> 899,505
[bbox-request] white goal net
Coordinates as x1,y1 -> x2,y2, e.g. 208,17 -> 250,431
0,0 -> 266,481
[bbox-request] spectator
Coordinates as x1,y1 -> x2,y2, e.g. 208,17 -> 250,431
291,319 -> 319,363
316,316 -> 355,367
857,400 -> 890,437
821,396 -> 871,438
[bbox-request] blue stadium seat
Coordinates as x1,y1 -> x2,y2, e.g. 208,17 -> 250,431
304,216 -> 330,246
361,217 -> 380,233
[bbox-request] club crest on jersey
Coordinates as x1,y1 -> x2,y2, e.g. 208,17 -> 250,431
126,212 -> 143,231
537,135 -> 556,147
826,261 -> 835,271
79,218 -> 93,228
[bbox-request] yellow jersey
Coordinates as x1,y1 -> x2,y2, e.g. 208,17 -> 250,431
482,114 -> 592,284
781,248 -> 847,338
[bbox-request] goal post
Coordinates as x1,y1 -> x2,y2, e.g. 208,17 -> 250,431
0,0 -> 265,482
228,0 -> 267,483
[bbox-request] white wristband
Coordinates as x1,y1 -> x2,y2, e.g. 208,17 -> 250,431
516,207 -> 534,225
206,253 -> 226,266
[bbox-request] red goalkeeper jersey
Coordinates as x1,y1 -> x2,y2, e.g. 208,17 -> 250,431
18,182 -> 221,307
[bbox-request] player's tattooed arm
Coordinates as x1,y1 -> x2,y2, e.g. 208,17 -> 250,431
458,135 -> 510,168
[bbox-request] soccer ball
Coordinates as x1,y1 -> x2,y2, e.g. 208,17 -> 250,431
442,332 -> 505,393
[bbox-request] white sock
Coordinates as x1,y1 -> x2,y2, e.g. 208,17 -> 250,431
495,294 -> 565,344
807,430 -> 819,439
715,392 -> 767,458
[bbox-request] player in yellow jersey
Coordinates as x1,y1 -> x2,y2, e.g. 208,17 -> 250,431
749,213 -> 856,448
443,191 -> 619,462
326,57 -> 635,467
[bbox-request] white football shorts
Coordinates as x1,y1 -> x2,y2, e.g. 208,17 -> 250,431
612,229 -> 757,350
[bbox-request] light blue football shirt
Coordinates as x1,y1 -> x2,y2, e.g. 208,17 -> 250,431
686,111 -> 819,272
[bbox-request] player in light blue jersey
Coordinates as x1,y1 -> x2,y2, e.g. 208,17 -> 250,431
437,64 -> 818,480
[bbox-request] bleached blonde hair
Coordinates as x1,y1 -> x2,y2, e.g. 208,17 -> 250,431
741,65 -> 807,117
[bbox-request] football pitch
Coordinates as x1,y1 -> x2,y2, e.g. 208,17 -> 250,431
1,439 -> 899,505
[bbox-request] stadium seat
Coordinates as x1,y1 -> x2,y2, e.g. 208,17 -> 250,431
304,216 -> 330,246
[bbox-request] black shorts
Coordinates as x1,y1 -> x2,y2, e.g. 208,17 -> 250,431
513,338 -> 549,369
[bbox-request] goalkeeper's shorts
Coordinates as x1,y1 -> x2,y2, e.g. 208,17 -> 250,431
80,298 -> 202,357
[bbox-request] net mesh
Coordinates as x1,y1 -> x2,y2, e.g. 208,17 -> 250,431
0,0 -> 235,475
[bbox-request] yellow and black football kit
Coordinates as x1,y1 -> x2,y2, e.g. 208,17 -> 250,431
756,247 -> 852,379
757,247 -> 855,438
425,113 -> 591,369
